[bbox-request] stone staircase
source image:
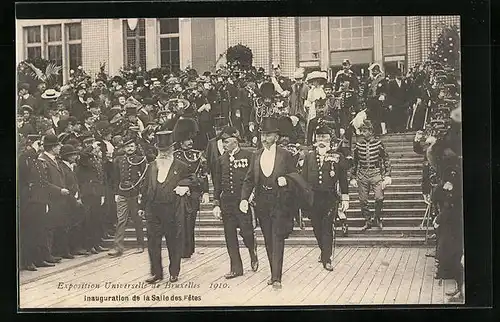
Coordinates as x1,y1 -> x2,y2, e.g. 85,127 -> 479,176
105,131 -> 435,248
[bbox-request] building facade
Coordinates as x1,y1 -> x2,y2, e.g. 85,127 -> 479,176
16,16 -> 460,84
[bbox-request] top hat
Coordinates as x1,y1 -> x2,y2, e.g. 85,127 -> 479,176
60,144 -> 79,158
315,122 -> 333,136
155,130 -> 175,150
218,126 -> 242,142
260,82 -> 275,99
259,117 -> 279,134
43,134 -> 60,148
95,120 -> 110,132
41,89 -> 61,100
278,116 -> 294,138
173,117 -> 199,142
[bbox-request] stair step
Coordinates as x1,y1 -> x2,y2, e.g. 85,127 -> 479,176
104,236 -> 430,248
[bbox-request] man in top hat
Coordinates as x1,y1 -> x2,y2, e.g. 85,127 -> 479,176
173,117 -> 209,259
139,130 -> 198,284
18,134 -> 54,270
138,97 -> 156,127
334,59 -> 359,92
239,117 -> 308,289
350,119 -> 392,231
37,134 -> 68,265
108,135 -> 148,257
387,69 -> 410,133
212,126 -> 259,279
362,63 -> 389,135
301,123 -> 349,271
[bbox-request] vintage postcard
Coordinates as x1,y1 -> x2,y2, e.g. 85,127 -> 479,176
17,15 -> 464,308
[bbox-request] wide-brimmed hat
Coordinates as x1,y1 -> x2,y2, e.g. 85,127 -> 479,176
168,98 -> 191,111
20,105 -> 34,114
41,89 -> 61,100
305,71 -> 327,83
60,144 -> 79,158
259,117 -> 279,134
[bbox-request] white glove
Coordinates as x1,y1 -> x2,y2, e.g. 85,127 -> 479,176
61,188 -> 70,196
281,90 -> 290,97
423,194 -> 431,205
381,177 -> 392,190
239,200 -> 249,213
138,210 -> 145,219
341,200 -> 349,212
249,123 -> 255,132
277,176 -> 287,187
379,94 -> 385,101
388,105 -> 393,110
174,186 -> 190,196
202,193 -> 210,204
414,130 -> 424,142
252,137 -> 258,144
443,181 -> 454,191
114,195 -> 120,202
100,196 -> 105,205
213,206 -> 221,220
138,194 -> 142,204
349,179 -> 358,188
298,159 -> 304,167
45,204 -> 49,213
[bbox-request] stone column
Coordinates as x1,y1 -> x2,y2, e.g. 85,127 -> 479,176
107,19 -> 124,76
214,18 -> 228,68
145,18 -> 159,70
179,18 -> 192,69
373,16 -> 383,67
320,17 -> 330,71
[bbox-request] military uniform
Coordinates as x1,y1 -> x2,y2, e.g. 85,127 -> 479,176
334,69 -> 359,92
351,134 -> 391,229
174,148 -> 209,258
110,151 -> 148,255
363,71 -> 388,135
301,149 -> 349,267
213,146 -> 258,277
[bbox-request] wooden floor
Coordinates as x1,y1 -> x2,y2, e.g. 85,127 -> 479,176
19,246 -> 464,308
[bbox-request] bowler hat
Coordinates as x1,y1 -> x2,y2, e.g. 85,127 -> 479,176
155,130 -> 175,150
60,144 -> 79,158
259,117 -> 279,134
43,134 -> 60,148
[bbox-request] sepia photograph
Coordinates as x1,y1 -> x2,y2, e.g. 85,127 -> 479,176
16,14 -> 464,308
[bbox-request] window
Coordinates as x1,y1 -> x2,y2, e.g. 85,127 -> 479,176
329,16 -> 374,51
382,16 -> 406,56
298,17 -> 321,61
123,19 -> 147,69
66,23 -> 82,71
159,18 -> 180,72
25,26 -> 42,60
45,25 -> 63,67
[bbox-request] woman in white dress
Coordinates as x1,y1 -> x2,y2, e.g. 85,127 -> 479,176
304,71 -> 328,139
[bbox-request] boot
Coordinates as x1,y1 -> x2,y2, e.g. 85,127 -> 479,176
374,200 -> 384,229
341,221 -> 349,237
361,219 -> 372,231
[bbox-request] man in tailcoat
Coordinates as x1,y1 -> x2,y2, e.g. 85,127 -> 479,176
387,70 -> 410,133
300,124 -> 349,271
363,63 -> 389,135
139,131 -> 198,284
212,127 -> 259,279
204,116 -> 228,180
239,117 -> 309,289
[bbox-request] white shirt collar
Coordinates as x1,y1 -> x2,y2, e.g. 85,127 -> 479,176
217,139 -> 224,155
263,143 -> 277,153
229,147 -> 240,156
44,151 -> 57,163
62,160 -> 74,170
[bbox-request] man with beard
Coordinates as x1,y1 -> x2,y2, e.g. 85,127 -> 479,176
333,59 -> 359,92
173,117 -> 210,259
301,124 -> 349,271
212,126 -> 259,279
350,120 -> 392,231
240,117 -> 309,289
108,136 -> 147,257
139,131 -> 196,284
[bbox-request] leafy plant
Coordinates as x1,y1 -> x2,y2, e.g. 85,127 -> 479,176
226,44 -> 253,70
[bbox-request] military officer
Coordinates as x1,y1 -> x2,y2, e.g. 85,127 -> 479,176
333,59 -> 359,92
212,126 -> 259,279
173,117 -> 210,259
108,136 -> 148,257
301,124 -> 349,270
350,120 -> 392,230
362,63 -> 389,135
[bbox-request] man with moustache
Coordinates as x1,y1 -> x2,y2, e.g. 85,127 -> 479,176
240,117 -> 309,289
212,126 -> 259,279
139,131 -> 197,284
108,136 -> 148,257
300,124 -> 349,271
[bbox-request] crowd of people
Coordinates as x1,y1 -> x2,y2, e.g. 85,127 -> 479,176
17,56 -> 462,301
